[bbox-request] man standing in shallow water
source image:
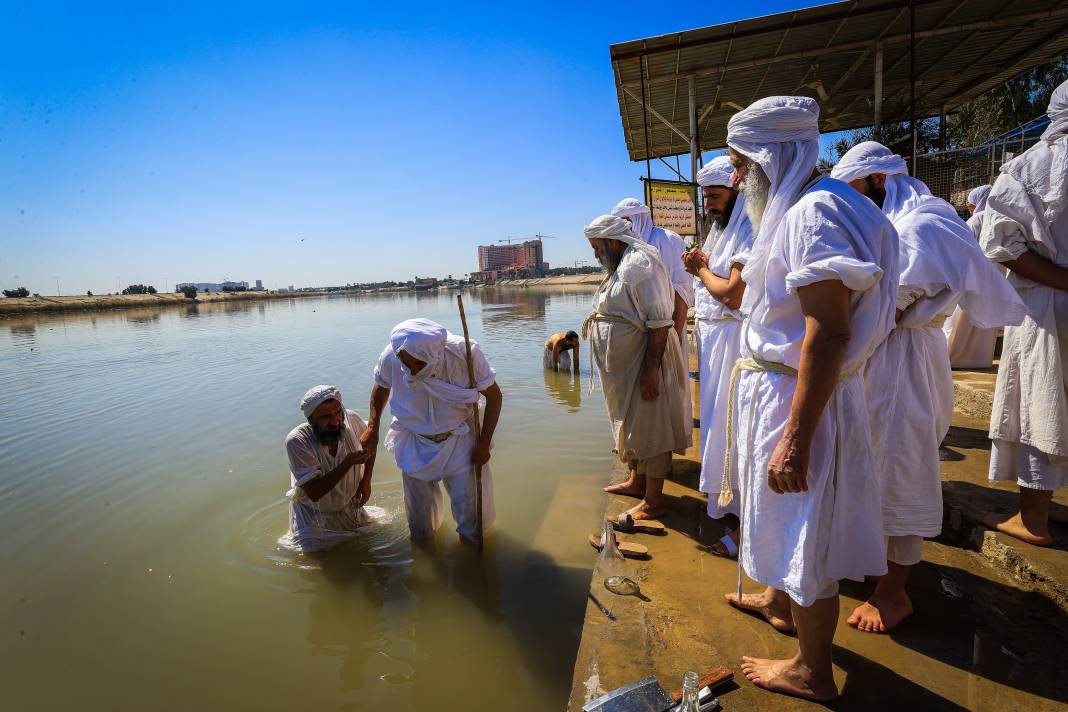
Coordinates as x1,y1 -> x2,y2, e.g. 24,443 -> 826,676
544,330 -> 580,373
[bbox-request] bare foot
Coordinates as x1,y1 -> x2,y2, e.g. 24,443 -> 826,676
626,501 -> 665,521
725,589 -> 795,633
847,591 -> 913,633
741,655 -> 838,702
977,511 -> 1052,546
604,475 -> 644,498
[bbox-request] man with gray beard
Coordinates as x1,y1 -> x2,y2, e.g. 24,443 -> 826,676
721,96 -> 898,702
582,214 -> 691,522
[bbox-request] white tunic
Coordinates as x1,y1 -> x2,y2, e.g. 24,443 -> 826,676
587,242 -> 691,462
373,337 -> 496,481
284,409 -> 371,552
981,138 -> 1068,468
943,210 -> 1001,368
694,203 -> 755,518
647,226 -> 695,307
866,187 -> 1023,538
735,177 -> 898,606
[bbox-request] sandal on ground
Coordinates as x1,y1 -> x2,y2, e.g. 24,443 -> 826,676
709,530 -> 738,559
609,512 -> 667,535
588,533 -> 650,559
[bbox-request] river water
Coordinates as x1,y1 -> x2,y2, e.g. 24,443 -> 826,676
0,288 -> 611,711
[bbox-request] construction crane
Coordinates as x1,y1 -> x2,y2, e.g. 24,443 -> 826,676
497,233 -> 558,244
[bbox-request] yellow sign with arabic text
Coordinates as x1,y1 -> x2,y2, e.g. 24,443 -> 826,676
645,180 -> 697,236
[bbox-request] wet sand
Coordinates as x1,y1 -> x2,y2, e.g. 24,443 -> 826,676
568,367 -> 1068,710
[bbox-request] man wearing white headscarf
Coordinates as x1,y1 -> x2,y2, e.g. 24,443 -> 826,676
284,385 -> 376,553
679,155 -> 754,558
584,214 -> 690,521
611,198 -> 694,343
362,318 -> 502,543
831,142 -> 1025,634
978,79 -> 1068,546
942,184 -> 1003,367
722,96 -> 898,702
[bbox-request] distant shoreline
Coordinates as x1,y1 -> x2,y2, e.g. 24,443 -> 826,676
0,290 -> 332,317
0,274 -> 605,317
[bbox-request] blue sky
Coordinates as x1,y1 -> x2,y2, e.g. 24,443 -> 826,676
1,1 -> 838,294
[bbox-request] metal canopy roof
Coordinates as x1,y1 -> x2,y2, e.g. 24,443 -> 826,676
610,0 -> 1068,161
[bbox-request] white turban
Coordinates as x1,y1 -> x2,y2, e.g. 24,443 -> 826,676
830,141 -> 908,183
1042,78 -> 1068,142
831,140 -> 933,224
300,385 -> 343,418
696,155 -> 733,187
726,95 -> 820,300
584,214 -> 665,284
390,318 -> 448,367
967,185 -> 991,212
610,198 -> 654,241
389,318 -> 480,404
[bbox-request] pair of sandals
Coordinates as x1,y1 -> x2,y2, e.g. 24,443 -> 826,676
588,512 -> 666,559
709,528 -> 739,559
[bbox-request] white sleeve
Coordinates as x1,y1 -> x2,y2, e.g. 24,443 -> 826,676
285,431 -> 322,486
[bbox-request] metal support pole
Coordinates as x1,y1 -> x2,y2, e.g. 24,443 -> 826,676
640,55 -> 652,185
939,104 -> 947,151
909,0 -> 917,175
688,76 -> 702,238
873,42 -> 883,141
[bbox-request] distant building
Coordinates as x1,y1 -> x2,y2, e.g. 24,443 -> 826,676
254,279 -> 263,291
470,270 -> 498,283
477,239 -> 548,277
175,280 -> 250,292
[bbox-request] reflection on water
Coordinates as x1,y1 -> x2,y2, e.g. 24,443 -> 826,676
0,288 -> 607,711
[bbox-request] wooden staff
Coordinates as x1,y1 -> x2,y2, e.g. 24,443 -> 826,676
456,294 -> 484,551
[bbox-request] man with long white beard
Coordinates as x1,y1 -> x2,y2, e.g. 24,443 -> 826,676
831,142 -> 1025,634
978,79 -> 1068,546
943,184 -> 1002,368
681,155 -> 754,558
362,318 -> 502,544
285,385 -> 376,553
722,96 -> 898,702
610,198 -> 693,346
583,215 -> 690,521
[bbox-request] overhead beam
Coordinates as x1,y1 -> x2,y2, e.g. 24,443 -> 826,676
622,85 -> 691,144
617,6 -> 1068,91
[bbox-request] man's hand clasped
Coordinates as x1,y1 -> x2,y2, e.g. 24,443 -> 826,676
767,429 -> 810,494
682,248 -> 709,276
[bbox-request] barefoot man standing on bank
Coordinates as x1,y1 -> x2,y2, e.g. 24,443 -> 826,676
583,214 -> 690,521
722,96 -> 898,702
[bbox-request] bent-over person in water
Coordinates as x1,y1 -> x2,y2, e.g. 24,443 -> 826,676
284,385 -> 376,553
363,318 -> 502,544
583,214 -> 690,522
543,330 -> 580,373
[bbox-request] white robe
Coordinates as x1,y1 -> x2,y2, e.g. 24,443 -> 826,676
587,242 -> 691,463
735,177 -> 898,606
943,210 -> 1002,368
373,336 -> 496,482
694,202 -> 755,518
866,185 -> 1024,538
284,409 -> 372,552
981,137 -> 1068,476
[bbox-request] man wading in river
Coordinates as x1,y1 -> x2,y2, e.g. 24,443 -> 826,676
284,385 -> 377,552
362,318 -> 503,544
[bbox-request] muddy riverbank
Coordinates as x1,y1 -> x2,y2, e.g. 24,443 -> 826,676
0,290 -> 333,316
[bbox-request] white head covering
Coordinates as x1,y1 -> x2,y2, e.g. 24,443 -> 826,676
300,385 -> 343,418
831,140 -> 932,223
999,79 -> 1068,223
967,185 -> 992,212
388,318 -> 480,405
610,198 -> 654,241
584,214 -> 665,284
1042,78 -> 1068,142
726,95 -> 820,298
696,155 -> 733,187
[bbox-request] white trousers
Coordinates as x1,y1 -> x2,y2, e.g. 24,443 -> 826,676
886,534 -> 923,566
990,439 -> 1068,491
402,467 -> 495,542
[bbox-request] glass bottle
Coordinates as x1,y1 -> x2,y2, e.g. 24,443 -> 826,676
595,519 -> 626,582
676,671 -> 701,712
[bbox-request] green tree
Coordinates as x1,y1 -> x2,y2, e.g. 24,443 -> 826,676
2,287 -> 30,298
121,284 -> 155,295
179,285 -> 197,299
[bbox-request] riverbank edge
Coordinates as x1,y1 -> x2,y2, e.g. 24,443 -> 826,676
0,290 -> 340,316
